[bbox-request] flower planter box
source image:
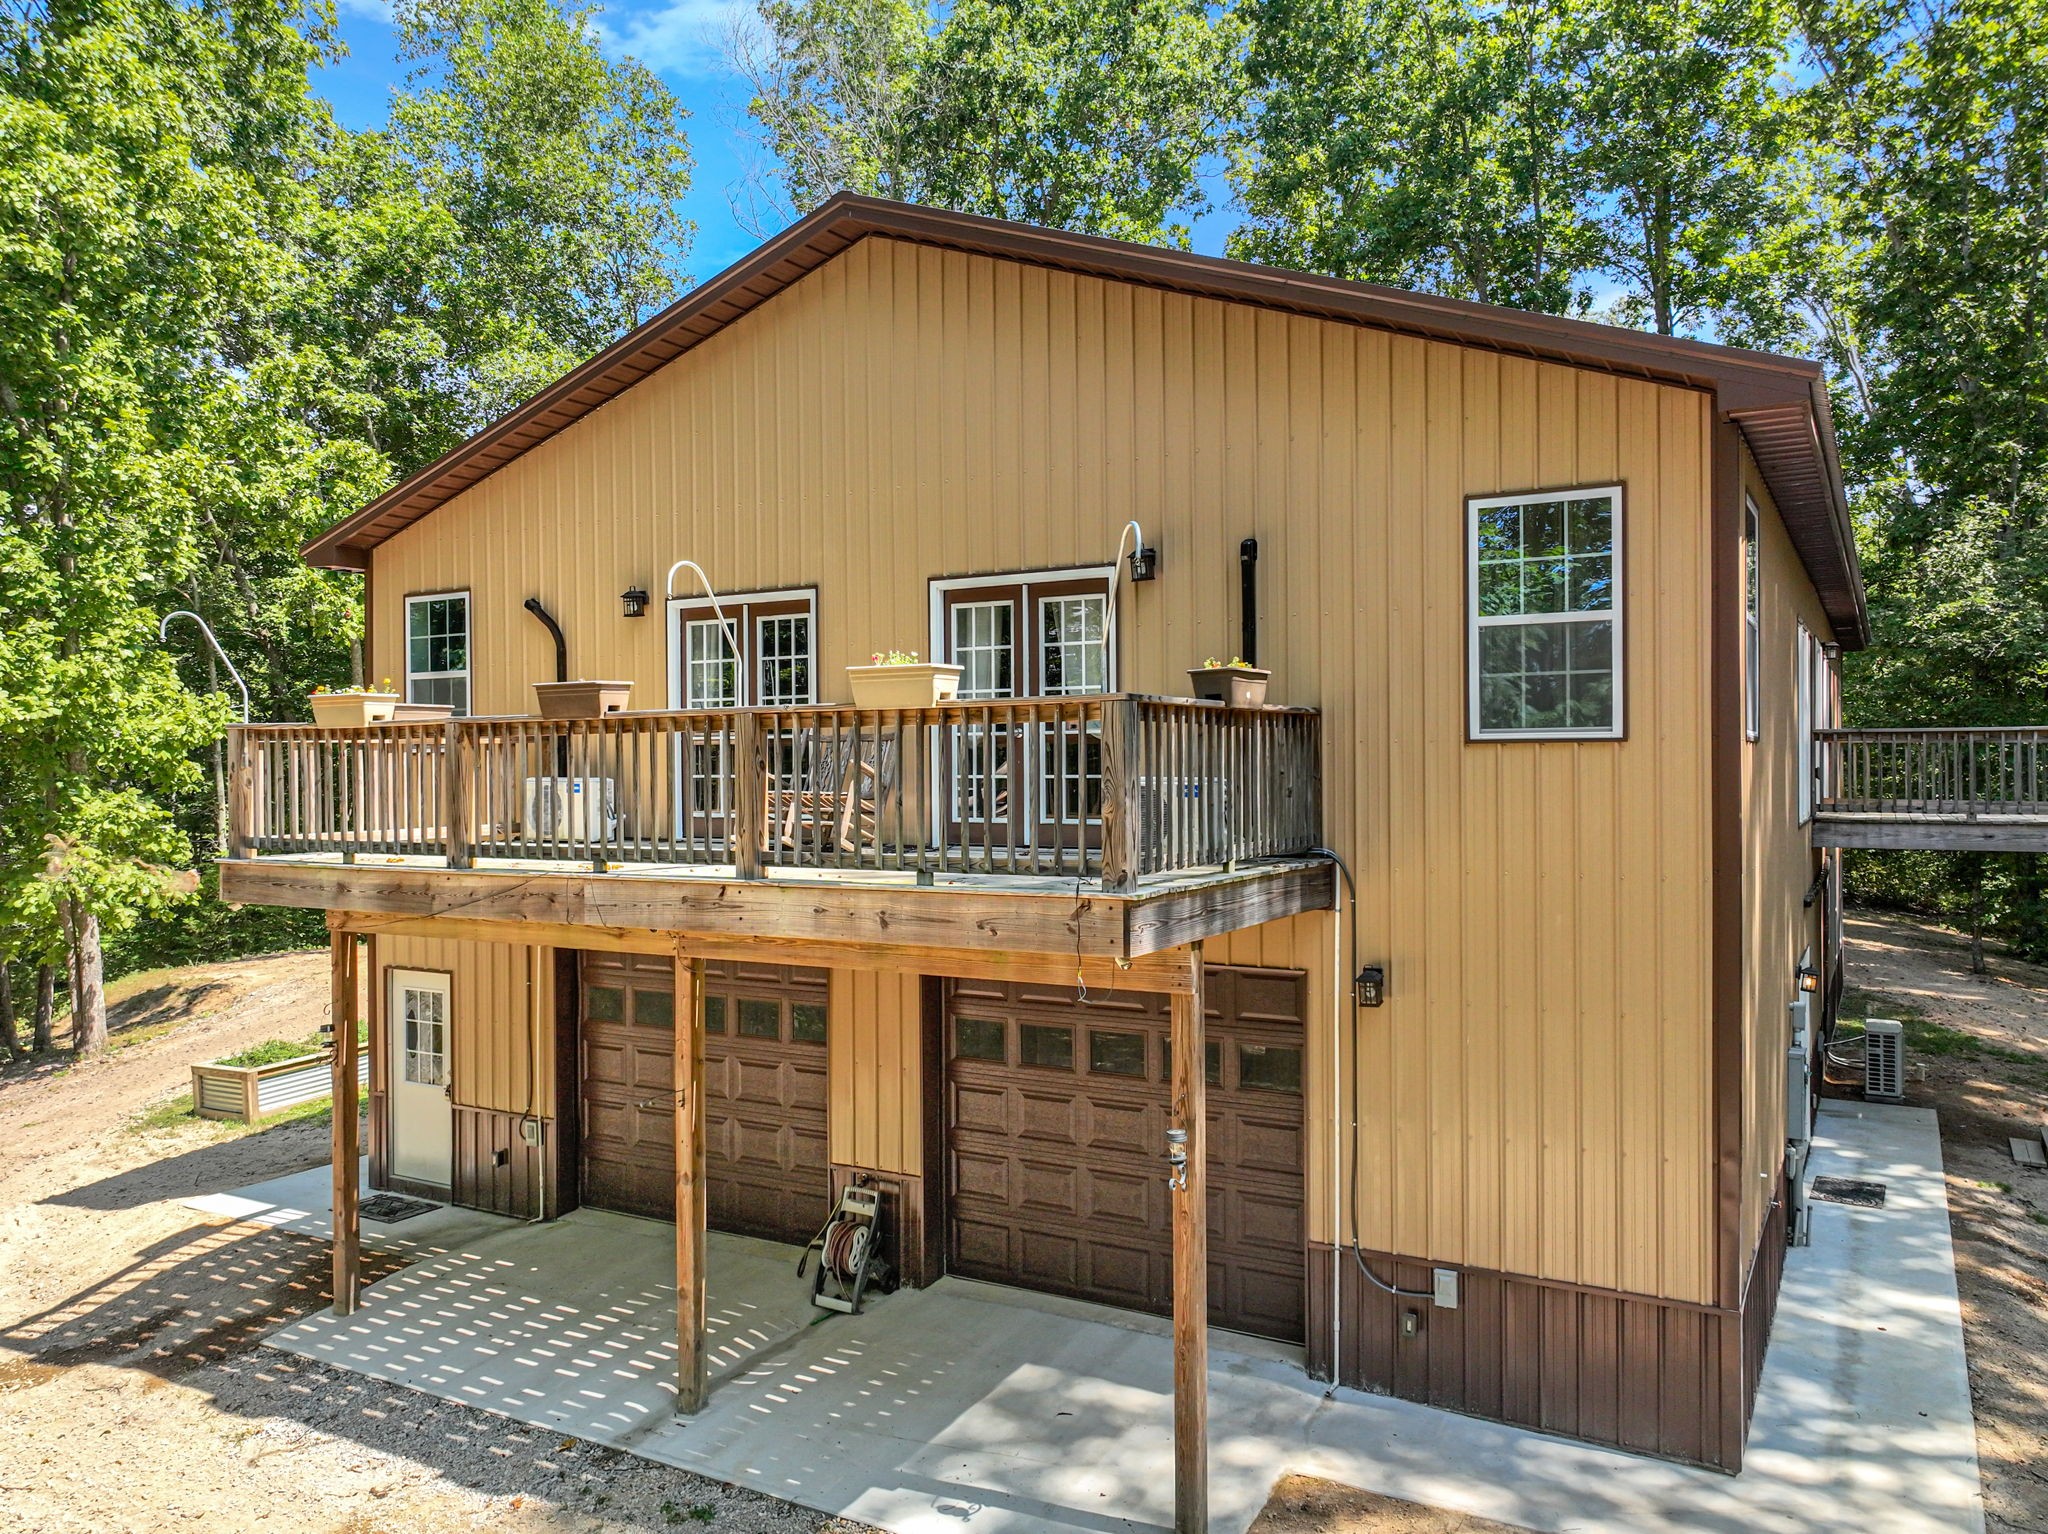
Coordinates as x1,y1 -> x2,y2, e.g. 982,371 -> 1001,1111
389,701 -> 454,722
1187,665 -> 1271,709
533,680 -> 634,719
190,1050 -> 368,1124
846,663 -> 963,710
309,692 -> 399,727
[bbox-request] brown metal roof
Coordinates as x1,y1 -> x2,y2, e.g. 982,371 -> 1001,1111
303,192 -> 1868,646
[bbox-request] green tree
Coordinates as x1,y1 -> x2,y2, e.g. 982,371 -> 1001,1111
1231,0 -> 1597,311
734,0 -> 1239,247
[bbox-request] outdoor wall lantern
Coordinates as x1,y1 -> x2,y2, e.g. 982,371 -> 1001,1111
1355,964 -> 1387,1009
1128,542 -> 1160,582
620,585 -> 650,619
1797,965 -> 1820,994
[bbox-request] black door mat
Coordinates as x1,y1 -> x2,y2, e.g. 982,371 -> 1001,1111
360,1194 -> 439,1223
1810,1176 -> 1887,1208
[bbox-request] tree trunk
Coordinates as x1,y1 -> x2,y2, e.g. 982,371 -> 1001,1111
0,964 -> 17,1062
2013,853 -> 2048,961
1968,857 -> 1988,976
63,898 -> 107,1055
33,964 -> 54,1052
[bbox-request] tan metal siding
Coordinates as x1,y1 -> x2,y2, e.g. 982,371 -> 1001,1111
367,235 -> 1718,1305
1738,456 -> 1830,1259
826,968 -> 923,1177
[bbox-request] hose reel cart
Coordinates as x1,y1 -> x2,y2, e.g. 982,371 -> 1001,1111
797,1181 -> 889,1315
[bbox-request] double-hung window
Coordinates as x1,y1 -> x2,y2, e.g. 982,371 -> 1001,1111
405,593 -> 470,715
1745,497 -> 1762,742
1468,486 -> 1624,740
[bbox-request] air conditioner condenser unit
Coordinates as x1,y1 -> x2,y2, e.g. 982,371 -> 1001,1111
1864,1018 -> 1905,1103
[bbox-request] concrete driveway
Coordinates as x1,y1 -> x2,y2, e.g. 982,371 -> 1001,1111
223,1101 -> 1982,1534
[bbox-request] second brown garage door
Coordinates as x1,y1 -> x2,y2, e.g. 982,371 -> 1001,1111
580,954 -> 830,1244
945,967 -> 1308,1342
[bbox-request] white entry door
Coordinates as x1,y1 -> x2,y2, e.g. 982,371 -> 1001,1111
388,969 -> 453,1187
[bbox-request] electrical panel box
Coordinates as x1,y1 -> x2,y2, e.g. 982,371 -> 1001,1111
1431,1268 -> 1460,1310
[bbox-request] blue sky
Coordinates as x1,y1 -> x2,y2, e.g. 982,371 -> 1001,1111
320,0 -> 1238,285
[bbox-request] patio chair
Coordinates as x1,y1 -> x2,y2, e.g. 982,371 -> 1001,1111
775,728 -> 901,855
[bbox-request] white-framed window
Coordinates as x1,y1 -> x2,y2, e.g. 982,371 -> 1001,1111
1745,496 -> 1762,743
1468,486 -> 1624,740
951,600 -> 1016,701
405,592 -> 470,715
1796,622 -> 1815,824
1039,593 -> 1107,695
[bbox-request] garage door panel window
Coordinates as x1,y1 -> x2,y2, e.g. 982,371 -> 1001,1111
791,1001 -> 827,1044
586,984 -> 624,1023
1018,1022 -> 1074,1070
635,989 -> 673,1029
1238,1042 -> 1302,1094
954,1015 -> 1006,1061
738,998 -> 780,1039
703,995 -> 726,1033
1088,1030 -> 1146,1077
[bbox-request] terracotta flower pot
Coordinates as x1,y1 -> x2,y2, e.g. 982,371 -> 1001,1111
1186,665 -> 1271,708
533,680 -> 634,719
309,691 -> 399,727
846,663 -> 964,710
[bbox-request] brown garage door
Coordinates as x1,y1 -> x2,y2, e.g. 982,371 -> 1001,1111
581,954 -> 830,1244
945,967 -> 1307,1342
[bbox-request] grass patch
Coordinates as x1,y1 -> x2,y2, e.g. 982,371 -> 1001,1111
215,1037 -> 325,1070
1836,985 -> 2035,1064
124,1089 -> 338,1137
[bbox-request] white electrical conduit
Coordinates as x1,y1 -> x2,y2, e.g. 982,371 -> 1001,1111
160,610 -> 251,722
1103,520 -> 1144,685
665,560 -> 741,675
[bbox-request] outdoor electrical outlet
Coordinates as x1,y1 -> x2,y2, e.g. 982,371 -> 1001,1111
1432,1268 -> 1461,1309
493,1148 -> 510,1168
1400,1309 -> 1421,1339
520,1119 -> 543,1147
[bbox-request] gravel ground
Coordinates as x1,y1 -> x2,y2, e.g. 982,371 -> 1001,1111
0,952 -> 875,1534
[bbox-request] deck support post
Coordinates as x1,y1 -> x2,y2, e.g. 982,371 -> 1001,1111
673,946 -> 708,1413
328,917 -> 362,1315
1169,943 -> 1207,1534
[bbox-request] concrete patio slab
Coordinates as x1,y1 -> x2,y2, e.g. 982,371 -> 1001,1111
247,1102 -> 1981,1534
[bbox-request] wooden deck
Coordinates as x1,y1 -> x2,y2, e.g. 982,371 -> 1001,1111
1814,727 -> 2048,850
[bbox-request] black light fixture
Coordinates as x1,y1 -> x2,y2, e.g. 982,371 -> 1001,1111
1797,965 -> 1820,994
1128,543 -> 1160,582
1355,964 -> 1387,1008
620,585 -> 649,619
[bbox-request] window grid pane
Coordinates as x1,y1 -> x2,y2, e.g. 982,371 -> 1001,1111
1040,595 -> 1106,695
952,602 -> 1015,701
757,614 -> 812,706
406,596 -> 469,716
1473,490 -> 1621,737
402,987 -> 447,1087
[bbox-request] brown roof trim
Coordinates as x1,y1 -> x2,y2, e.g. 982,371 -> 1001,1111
303,193 -> 1867,644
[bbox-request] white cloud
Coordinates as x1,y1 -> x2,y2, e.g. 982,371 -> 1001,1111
335,0 -> 395,23
596,0 -> 747,79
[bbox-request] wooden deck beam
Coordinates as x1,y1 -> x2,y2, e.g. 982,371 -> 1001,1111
1169,946 -> 1208,1534
1813,815 -> 2048,853
673,948 -> 707,1414
328,919 -> 362,1316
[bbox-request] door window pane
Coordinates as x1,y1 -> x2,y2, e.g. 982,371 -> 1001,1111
402,987 -> 447,1087
686,618 -> 738,708
758,613 -> 812,706
1018,1022 -> 1074,1070
791,1001 -> 828,1044
634,989 -> 673,1029
952,601 -> 1015,700
1088,1030 -> 1146,1077
1040,594 -> 1107,695
1238,1042 -> 1302,1094
737,998 -> 781,1039
953,1015 -> 1006,1061
703,994 -> 727,1033
586,984 -> 625,1023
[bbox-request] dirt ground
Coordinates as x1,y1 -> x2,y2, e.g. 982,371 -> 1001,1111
1835,910 -> 2048,1534
1249,1476 -> 1536,1533
0,952 -> 873,1534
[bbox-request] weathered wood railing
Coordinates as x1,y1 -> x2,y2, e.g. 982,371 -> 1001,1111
227,695 -> 1322,886
1816,727 -> 2048,818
